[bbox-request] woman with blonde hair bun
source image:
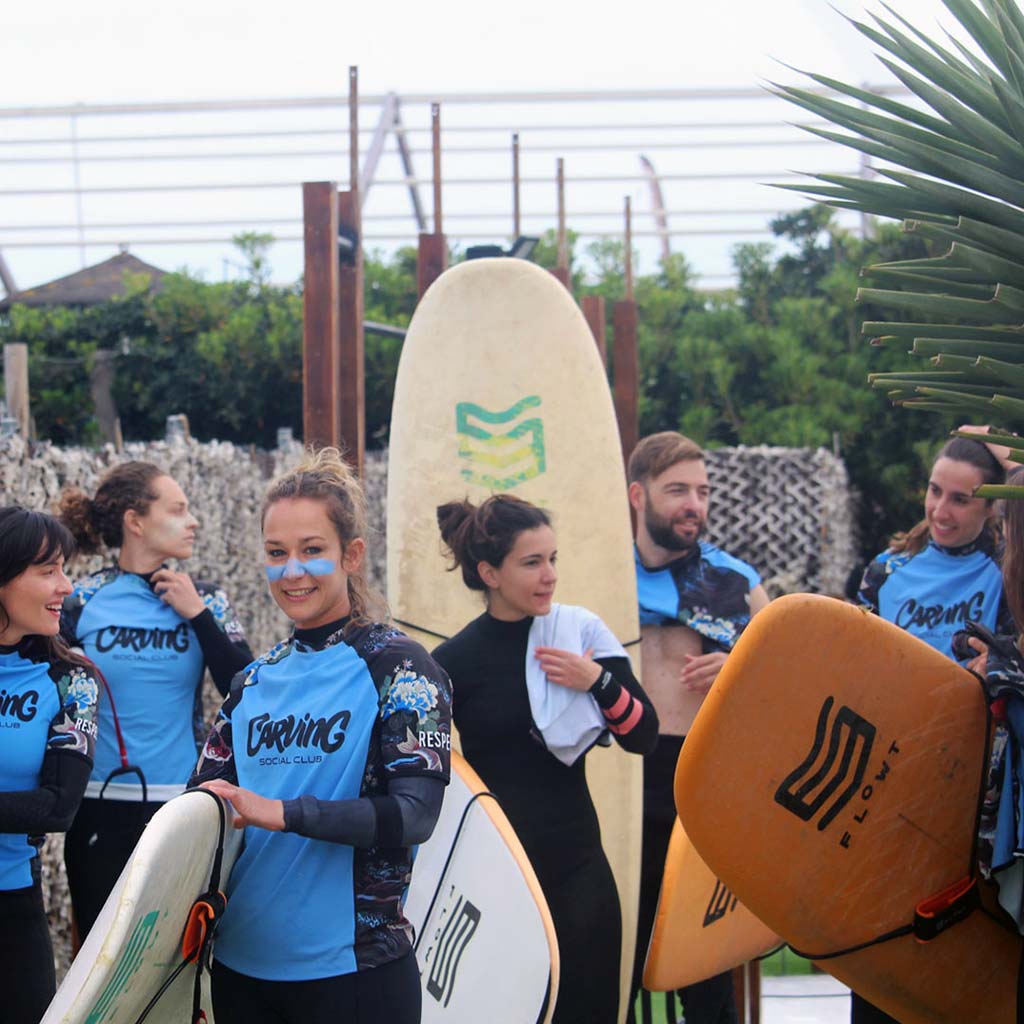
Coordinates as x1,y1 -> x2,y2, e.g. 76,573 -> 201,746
192,447 -> 451,1024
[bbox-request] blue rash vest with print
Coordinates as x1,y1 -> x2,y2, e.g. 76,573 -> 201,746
62,567 -> 247,793
857,532 -> 1008,660
0,648 -> 99,890
634,542 -> 761,651
191,621 -> 452,982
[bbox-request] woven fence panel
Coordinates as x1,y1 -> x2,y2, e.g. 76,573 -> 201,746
703,445 -> 859,598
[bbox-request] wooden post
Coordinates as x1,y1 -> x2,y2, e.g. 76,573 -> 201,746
731,962 -> 761,1024
3,343 -> 29,438
581,295 -> 607,369
612,197 -> 639,464
302,181 -> 341,449
89,349 -> 120,446
338,66 -> 365,476
417,103 -> 448,300
550,158 -> 571,291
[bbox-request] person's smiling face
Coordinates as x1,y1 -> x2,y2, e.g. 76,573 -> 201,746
262,497 -> 364,629
0,550 -> 73,644
924,456 -> 991,549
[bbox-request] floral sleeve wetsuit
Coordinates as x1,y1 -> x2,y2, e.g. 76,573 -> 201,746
190,616 -> 451,1024
0,640 -> 99,1024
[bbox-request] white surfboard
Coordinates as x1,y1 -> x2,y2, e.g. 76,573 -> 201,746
406,752 -> 559,1023
387,257 -> 643,1020
43,790 -> 242,1024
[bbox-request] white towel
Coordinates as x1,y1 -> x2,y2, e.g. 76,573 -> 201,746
526,602 -> 629,766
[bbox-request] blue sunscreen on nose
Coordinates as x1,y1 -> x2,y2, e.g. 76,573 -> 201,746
265,558 -> 337,581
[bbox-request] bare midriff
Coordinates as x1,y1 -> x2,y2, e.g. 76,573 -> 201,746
640,623 -> 705,737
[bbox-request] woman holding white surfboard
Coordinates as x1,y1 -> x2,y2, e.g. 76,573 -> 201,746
191,447 -> 451,1024
0,507 -> 100,1024
58,461 -> 253,941
433,494 -> 658,1024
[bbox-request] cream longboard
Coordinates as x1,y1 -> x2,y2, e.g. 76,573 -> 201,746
387,257 -> 643,1019
643,817 -> 779,990
43,791 -> 242,1024
406,752 -> 558,1023
675,594 -> 1022,1023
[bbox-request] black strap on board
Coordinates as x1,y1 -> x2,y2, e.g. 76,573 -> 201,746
132,788 -> 229,1024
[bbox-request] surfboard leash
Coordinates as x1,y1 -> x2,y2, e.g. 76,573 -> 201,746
131,787 -> 229,1024
391,617 -> 451,643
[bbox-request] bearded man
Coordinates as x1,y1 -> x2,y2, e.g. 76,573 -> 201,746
627,432 -> 769,1024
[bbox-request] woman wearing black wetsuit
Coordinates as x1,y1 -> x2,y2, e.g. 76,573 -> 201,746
433,495 -> 658,1024
0,507 -> 100,1024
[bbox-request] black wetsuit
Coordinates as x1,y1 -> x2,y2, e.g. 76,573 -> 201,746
433,611 -> 658,1024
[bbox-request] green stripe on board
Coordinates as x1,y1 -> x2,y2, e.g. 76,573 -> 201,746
85,910 -> 160,1024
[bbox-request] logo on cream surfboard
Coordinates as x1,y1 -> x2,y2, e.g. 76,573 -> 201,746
455,397 -> 546,490
423,887 -> 482,1008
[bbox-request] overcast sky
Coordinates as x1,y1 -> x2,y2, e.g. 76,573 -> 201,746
4,0 -> 962,103
1,0 -> 970,290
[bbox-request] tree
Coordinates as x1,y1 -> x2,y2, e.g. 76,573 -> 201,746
772,0 -> 1024,499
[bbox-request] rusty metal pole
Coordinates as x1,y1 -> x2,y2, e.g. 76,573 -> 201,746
512,133 -> 521,239
550,158 -> 571,291
302,181 -> 341,449
612,196 -> 639,465
337,65 -> 365,476
417,102 -> 448,299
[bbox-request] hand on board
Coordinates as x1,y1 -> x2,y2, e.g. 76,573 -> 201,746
966,637 -> 989,677
679,651 -> 728,694
151,568 -> 206,620
535,646 -> 603,692
201,780 -> 285,832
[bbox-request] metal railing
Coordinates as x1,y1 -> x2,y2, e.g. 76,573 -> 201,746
0,85 -> 898,290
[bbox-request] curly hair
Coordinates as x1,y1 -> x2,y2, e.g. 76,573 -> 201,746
58,461 -> 165,554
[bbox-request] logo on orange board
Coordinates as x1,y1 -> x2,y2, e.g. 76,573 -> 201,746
773,696 -> 875,832
703,878 -> 739,927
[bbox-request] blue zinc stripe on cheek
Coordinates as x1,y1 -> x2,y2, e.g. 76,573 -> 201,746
265,558 -> 338,582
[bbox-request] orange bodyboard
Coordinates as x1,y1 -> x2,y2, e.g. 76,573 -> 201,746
643,817 -> 779,990
675,594 -> 1021,1024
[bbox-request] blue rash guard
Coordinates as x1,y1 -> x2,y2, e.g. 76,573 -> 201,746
634,542 -> 761,651
61,567 -> 250,800
857,530 -> 1010,661
0,645 -> 99,890
190,619 -> 452,982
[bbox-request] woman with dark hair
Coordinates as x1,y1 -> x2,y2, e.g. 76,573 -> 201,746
58,461 -> 253,940
432,494 -> 658,1024
190,447 -> 451,1024
0,506 -> 99,1023
858,435 -> 1011,661
854,434 -> 1010,1024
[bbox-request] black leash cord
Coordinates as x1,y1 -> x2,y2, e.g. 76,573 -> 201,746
132,788 -> 228,1024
